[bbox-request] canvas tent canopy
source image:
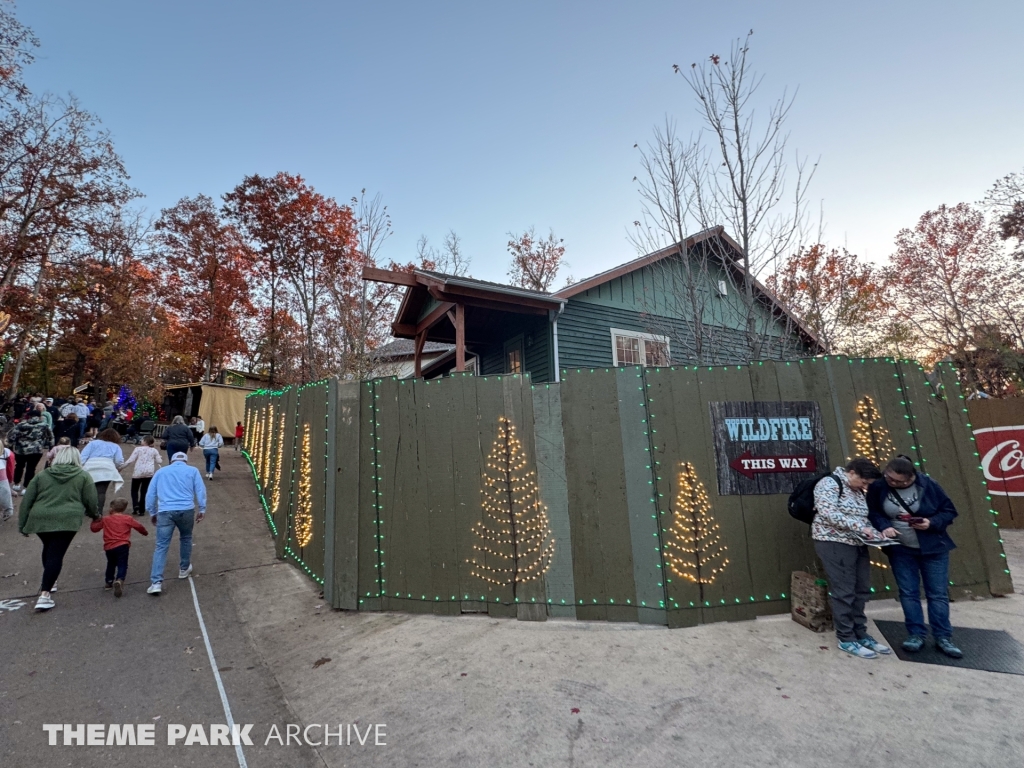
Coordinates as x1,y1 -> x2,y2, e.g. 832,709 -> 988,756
162,382 -> 253,437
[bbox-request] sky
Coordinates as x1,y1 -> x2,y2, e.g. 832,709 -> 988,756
18,0 -> 1024,284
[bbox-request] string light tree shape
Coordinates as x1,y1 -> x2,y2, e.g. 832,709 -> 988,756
270,412 -> 286,519
292,423 -> 315,551
851,395 -> 896,465
850,393 -> 897,574
468,416 -> 555,610
663,462 -> 730,606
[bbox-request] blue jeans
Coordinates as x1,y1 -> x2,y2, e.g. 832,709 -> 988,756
150,510 -> 195,584
203,448 -> 218,474
887,546 -> 952,638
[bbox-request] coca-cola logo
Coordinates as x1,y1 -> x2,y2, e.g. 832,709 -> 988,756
973,426 -> 1024,496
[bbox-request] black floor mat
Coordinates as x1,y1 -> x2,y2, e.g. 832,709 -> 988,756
873,620 -> 1024,675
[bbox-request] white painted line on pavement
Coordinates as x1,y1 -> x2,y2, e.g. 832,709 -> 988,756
189,574 -> 249,768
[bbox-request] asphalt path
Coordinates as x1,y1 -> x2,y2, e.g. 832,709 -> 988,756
0,446 -> 322,767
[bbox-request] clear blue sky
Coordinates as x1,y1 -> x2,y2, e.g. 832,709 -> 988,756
19,0 -> 1024,283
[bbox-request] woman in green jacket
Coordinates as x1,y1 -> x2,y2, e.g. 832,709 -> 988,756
18,446 -> 99,611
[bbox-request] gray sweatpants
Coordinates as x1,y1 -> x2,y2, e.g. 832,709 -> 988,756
815,540 -> 872,643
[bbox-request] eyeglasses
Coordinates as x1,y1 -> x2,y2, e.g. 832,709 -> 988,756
884,472 -> 915,488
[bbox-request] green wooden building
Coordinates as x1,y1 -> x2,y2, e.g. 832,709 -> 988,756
364,227 -> 821,383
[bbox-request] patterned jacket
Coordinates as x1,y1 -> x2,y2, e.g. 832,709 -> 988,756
7,416 -> 55,456
811,467 -> 880,546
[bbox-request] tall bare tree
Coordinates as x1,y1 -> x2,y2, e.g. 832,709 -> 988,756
418,229 -> 470,276
634,31 -> 815,363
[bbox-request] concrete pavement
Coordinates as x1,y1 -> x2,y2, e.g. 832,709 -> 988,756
2,446 -> 1022,767
0,447 -> 322,767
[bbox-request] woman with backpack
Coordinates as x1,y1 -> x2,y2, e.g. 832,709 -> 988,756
812,458 -> 892,659
867,455 -> 962,658
7,410 -> 55,494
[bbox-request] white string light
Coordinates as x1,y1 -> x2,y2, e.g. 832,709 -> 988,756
467,416 -> 555,599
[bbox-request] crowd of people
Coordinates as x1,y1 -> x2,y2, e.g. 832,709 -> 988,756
0,392 -> 224,611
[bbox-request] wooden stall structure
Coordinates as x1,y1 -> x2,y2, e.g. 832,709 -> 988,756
242,357 -> 1013,627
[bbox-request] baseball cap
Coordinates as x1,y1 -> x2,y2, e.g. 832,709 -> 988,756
171,452 -> 188,462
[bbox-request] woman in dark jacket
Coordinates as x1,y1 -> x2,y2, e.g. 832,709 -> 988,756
163,415 -> 195,462
867,456 -> 962,658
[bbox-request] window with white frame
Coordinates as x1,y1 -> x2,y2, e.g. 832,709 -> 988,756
610,328 -> 671,367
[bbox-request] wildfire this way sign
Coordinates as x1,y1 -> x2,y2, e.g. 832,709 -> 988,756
709,401 -> 830,495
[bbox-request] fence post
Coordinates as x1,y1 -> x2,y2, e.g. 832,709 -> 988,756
323,379 -> 338,606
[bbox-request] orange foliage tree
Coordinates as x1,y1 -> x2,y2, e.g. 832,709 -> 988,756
224,173 -> 360,384
155,195 -> 253,381
766,244 -> 890,356
883,203 -> 1024,380
506,227 -> 565,291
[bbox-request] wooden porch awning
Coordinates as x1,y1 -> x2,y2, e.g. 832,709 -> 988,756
362,268 -> 564,377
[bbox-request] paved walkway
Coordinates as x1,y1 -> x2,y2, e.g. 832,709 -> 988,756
3,446 -> 1022,767
0,448 -> 321,767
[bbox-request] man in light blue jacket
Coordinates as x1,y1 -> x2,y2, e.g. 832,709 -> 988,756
146,452 -> 207,595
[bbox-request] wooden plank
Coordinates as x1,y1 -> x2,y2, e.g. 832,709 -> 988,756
331,381 -> 360,610
895,363 -> 989,591
278,388 -> 299,560
648,366 -> 701,628
357,380 -> 382,610
422,377 -> 462,616
561,369 -> 609,621
395,379 -> 434,614
617,366 -> 664,625
375,378 -> 402,611
585,369 -> 638,623
531,384 -> 576,618
481,375 -> 515,618
934,364 -> 1014,595
450,372 -> 486,613
507,375 -> 547,620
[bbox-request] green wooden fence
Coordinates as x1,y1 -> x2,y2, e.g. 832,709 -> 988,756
242,357 -> 1013,626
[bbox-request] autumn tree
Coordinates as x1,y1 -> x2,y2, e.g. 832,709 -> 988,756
0,0 -> 37,99
155,194 -> 253,381
0,94 -> 135,298
224,173 -> 359,384
507,227 -> 565,291
884,203 -> 1024,386
766,244 -> 889,356
45,206 -> 173,400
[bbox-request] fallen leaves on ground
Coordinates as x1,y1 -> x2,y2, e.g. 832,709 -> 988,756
313,657 -> 331,668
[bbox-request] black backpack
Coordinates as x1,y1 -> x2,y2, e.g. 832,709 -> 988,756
788,473 -> 842,524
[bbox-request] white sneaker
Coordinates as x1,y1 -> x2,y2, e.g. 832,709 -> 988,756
178,564 -> 193,579
12,484 -> 22,493
35,593 -> 55,611
838,640 -> 877,659
147,582 -> 162,595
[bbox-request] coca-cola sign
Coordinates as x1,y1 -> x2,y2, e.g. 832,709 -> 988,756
974,426 -> 1024,497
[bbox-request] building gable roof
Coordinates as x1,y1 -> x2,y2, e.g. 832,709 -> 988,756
554,226 -> 822,350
